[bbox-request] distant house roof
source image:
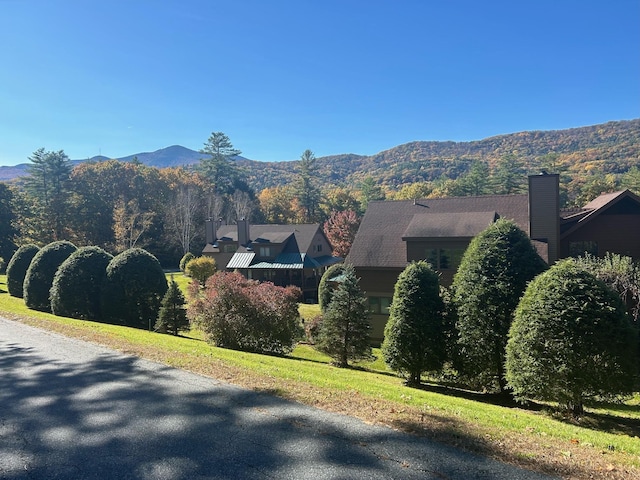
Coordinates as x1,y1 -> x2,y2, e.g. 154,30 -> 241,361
215,224 -> 326,254
347,195 -> 529,269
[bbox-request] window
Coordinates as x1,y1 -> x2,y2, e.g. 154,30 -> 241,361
369,296 -> 392,315
425,247 -> 465,270
259,246 -> 272,257
569,241 -> 598,257
223,244 -> 237,253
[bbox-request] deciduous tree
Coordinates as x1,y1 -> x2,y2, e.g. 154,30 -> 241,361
323,210 -> 360,258
189,271 -> 302,354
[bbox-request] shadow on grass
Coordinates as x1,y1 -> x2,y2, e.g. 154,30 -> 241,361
406,380 -> 640,438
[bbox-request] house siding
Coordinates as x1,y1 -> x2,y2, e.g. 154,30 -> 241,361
561,214 -> 640,260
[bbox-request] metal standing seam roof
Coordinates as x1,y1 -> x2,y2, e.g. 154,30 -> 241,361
249,253 -> 343,270
226,252 -> 255,269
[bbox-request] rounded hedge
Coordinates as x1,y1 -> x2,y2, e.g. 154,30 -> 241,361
50,246 -> 113,321
318,263 -> 345,312
6,244 -> 40,298
451,219 -> 547,392
23,241 -> 77,312
506,259 -> 638,414
382,261 -> 445,385
101,248 -> 168,329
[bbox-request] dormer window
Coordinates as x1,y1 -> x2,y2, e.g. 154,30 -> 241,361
259,246 -> 272,257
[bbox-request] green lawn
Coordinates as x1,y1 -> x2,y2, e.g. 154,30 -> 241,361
1,274 -> 638,479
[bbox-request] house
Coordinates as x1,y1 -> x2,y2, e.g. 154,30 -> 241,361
347,174 -> 640,343
202,219 -> 342,302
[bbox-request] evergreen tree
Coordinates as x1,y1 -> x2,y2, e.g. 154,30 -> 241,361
155,278 -> 189,335
506,259 -> 638,415
451,219 -> 547,392
294,149 -> 321,222
24,148 -> 72,241
382,261 -> 445,385
198,132 -> 241,195
316,265 -> 371,367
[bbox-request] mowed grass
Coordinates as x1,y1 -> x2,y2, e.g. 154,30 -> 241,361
1,273 -> 639,479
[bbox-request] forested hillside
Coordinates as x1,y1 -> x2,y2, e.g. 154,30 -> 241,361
239,119 -> 640,191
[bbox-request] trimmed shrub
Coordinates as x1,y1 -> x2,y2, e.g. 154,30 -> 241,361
185,256 -> 217,285
155,278 -> 189,335
6,244 -> 40,298
382,261 -> 445,385
50,246 -> 113,320
179,252 -> 195,272
318,263 -> 345,313
451,219 -> 547,392
24,241 -> 77,312
316,264 -> 371,367
189,271 -> 302,355
506,259 -> 638,415
101,248 -> 168,329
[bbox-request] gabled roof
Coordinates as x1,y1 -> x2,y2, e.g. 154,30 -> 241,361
561,189 -> 640,238
347,194 -> 529,269
215,224 -> 325,254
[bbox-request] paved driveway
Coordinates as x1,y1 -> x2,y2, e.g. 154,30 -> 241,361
0,317 -> 556,479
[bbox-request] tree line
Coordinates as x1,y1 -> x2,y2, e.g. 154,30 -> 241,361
2,128 -> 638,268
0,132 -> 371,267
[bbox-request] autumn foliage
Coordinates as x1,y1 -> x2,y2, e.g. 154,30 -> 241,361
323,210 -> 361,258
189,271 -> 303,355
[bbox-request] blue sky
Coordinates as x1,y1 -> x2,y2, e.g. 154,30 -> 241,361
1,0 -> 638,166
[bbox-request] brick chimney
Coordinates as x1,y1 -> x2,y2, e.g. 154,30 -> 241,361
528,173 -> 560,264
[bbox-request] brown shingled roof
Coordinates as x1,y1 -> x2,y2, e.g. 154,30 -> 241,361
347,194 -> 529,268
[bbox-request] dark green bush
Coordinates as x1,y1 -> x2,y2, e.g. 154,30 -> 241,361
6,244 -> 40,298
382,261 -> 445,385
318,263 -> 345,312
23,241 -> 77,312
101,248 -> 168,329
50,246 -> 113,320
506,259 -> 638,415
451,219 -> 547,392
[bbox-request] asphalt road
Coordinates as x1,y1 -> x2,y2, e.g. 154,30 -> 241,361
0,317 -> 557,480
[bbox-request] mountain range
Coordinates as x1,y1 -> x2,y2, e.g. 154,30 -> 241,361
2,119 -> 638,191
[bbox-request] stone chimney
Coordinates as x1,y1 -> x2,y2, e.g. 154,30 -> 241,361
237,218 -> 251,247
528,173 -> 560,264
